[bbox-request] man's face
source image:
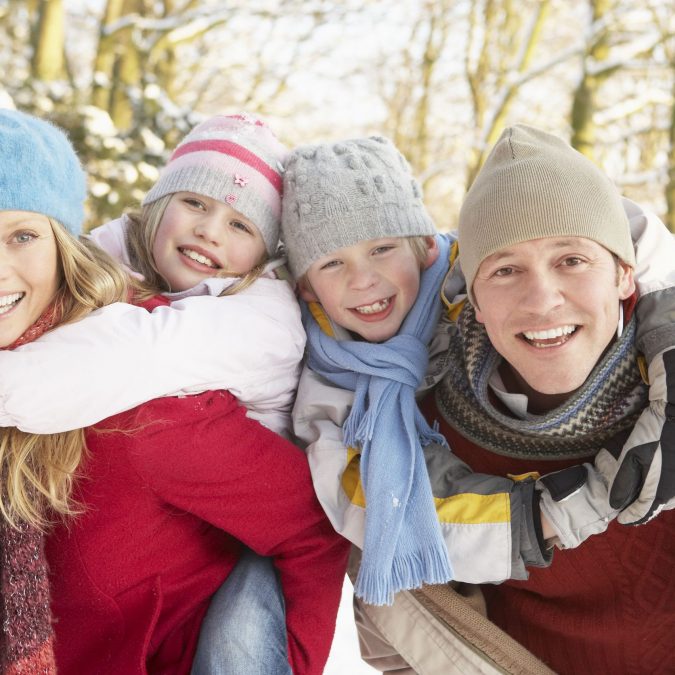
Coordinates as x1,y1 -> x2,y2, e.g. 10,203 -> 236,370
300,236 -> 438,343
472,236 -> 634,411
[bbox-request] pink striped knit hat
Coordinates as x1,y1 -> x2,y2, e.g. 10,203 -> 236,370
143,113 -> 288,254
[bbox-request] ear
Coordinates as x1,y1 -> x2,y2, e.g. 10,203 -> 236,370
474,303 -> 484,324
617,262 -> 635,300
422,236 -> 440,269
298,277 -> 319,303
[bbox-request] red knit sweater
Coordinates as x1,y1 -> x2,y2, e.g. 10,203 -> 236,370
422,395 -> 675,675
46,391 -> 349,674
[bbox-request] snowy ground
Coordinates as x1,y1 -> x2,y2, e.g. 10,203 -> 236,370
324,576 -> 377,674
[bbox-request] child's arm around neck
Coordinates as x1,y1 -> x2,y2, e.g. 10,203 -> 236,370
0,272 -> 305,435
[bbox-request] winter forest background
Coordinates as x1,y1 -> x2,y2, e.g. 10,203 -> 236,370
1,2 -> 672,671
1,0 -> 674,234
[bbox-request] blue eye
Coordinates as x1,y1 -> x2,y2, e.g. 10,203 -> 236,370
14,231 -> 36,244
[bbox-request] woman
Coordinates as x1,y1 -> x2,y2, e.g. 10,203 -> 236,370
0,109 -> 348,674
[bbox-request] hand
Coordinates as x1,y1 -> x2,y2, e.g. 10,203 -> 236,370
609,405 -> 675,524
608,348 -> 675,525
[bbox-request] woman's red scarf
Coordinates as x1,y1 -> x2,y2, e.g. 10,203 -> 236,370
1,305 -> 59,674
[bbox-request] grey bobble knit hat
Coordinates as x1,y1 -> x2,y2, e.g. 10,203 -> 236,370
281,136 -> 437,278
459,124 -> 635,304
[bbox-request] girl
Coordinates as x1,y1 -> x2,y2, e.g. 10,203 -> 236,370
0,110 -> 348,674
0,113 -> 305,438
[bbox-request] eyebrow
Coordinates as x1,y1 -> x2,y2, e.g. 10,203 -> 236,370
0,216 -> 45,229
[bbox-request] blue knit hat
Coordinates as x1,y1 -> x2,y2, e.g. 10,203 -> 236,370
0,109 -> 86,235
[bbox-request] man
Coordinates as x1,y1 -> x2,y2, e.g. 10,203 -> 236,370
349,125 -> 675,674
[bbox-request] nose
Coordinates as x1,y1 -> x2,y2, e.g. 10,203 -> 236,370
193,215 -> 223,246
519,269 -> 564,315
347,259 -> 379,291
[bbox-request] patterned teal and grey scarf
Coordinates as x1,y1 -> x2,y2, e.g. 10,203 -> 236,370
434,304 -> 647,459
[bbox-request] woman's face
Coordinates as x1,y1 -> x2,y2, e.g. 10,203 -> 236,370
0,211 -> 60,347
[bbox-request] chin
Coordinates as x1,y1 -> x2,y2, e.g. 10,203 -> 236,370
360,327 -> 398,343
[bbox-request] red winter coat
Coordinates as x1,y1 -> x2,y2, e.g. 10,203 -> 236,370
46,390 -> 349,674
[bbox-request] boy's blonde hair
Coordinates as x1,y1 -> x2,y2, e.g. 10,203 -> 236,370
125,195 -> 270,298
0,220 -> 129,530
406,236 -> 434,265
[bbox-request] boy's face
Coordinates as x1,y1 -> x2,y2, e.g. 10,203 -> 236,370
299,236 -> 438,343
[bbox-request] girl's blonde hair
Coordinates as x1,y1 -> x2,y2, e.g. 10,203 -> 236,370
126,195 -> 270,299
0,219 -> 130,530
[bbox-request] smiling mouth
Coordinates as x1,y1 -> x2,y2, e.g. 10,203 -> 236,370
521,324 -> 578,348
0,292 -> 24,316
179,248 -> 220,269
352,297 -> 392,315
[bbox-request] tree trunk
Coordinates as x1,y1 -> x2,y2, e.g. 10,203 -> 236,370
92,0 -> 126,111
31,0 -> 66,80
465,0 -> 550,189
666,68 -> 675,233
570,0 -> 612,160
107,0 -> 144,130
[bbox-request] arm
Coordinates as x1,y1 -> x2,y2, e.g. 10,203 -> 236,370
0,279 -> 305,433
135,393 -> 349,675
603,199 -> 675,524
537,457 -> 620,548
293,367 -> 550,584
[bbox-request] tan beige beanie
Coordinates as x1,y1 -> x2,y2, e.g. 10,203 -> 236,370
459,124 -> 635,303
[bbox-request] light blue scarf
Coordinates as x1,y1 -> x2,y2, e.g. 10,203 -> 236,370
303,233 -> 454,605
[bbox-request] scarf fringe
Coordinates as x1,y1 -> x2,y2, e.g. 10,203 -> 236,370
355,548 -> 453,606
345,396 -> 447,450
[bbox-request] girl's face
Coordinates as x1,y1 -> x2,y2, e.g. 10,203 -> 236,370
0,211 -> 60,347
152,192 -> 267,292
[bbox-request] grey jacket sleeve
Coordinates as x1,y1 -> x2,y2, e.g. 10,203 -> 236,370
423,442 -> 552,579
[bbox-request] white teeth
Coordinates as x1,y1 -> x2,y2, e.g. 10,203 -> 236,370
180,248 -> 218,268
0,292 -> 22,307
0,292 -> 23,314
354,298 -> 390,315
523,325 -> 576,341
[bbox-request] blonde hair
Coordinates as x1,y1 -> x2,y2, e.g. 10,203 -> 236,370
406,235 -> 433,265
126,195 -> 270,299
0,219 -> 130,530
